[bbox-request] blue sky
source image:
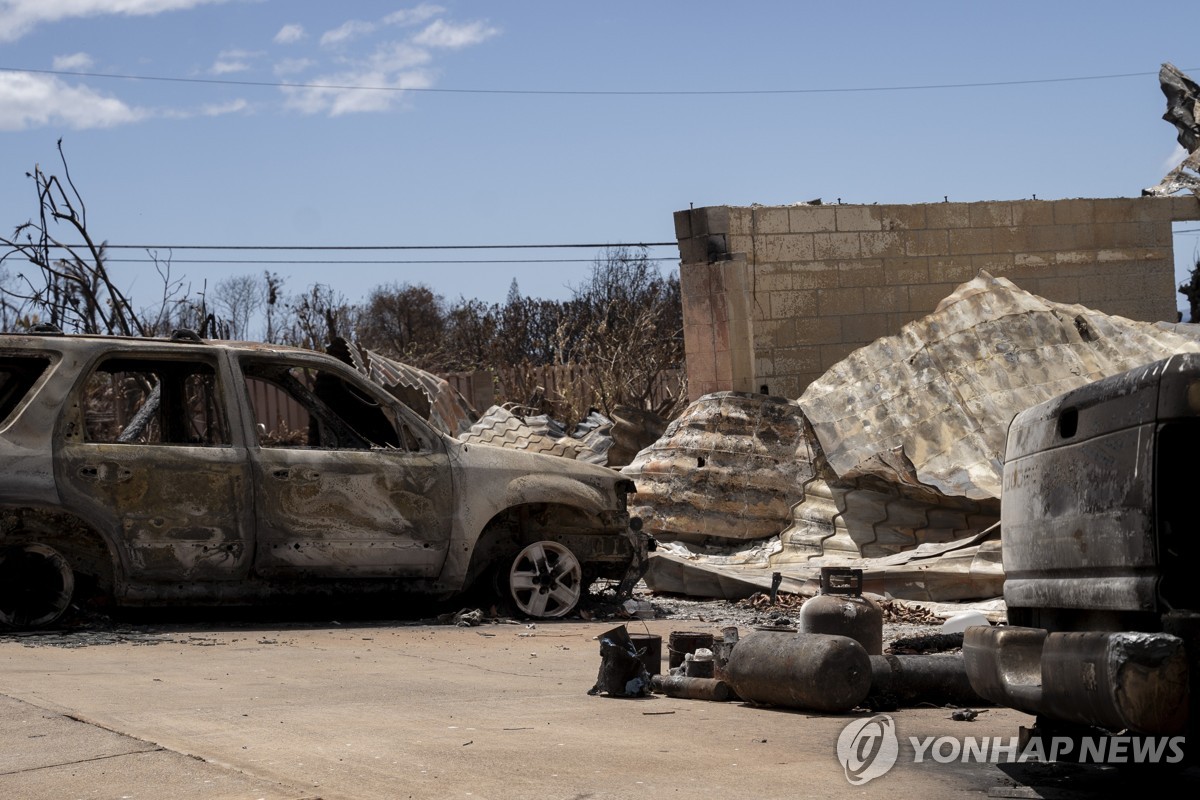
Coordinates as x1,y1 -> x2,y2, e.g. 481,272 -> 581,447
0,0 -> 1197,316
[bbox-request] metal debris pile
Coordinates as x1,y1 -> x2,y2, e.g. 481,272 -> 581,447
624,273 -> 1200,609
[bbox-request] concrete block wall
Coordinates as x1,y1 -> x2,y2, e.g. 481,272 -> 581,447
676,196 -> 1200,400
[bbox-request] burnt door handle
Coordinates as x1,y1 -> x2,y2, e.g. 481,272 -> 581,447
272,468 -> 291,480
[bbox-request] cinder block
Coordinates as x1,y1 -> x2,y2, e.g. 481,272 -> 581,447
773,346 -> 822,374
1036,277 -> 1081,304
1092,198 -> 1166,224
928,257 -> 976,284
751,207 -> 791,235
820,343 -> 859,371
968,202 -> 1014,228
679,263 -> 711,297
989,226 -> 1030,253
906,229 -> 949,257
836,259 -> 885,288
948,228 -> 992,256
1014,252 -> 1053,268
728,207 -> 755,235
877,204 -> 927,231
1053,250 -> 1094,265
908,282 -> 961,311
1011,200 -> 1054,226
756,233 -> 815,262
860,231 -> 906,257
673,210 -> 693,240
682,296 -> 714,327
753,318 -> 797,349
836,205 -> 882,232
728,234 -> 753,258
865,284 -> 910,312
970,253 -> 1014,275
790,206 -> 837,233
888,311 -> 922,331
790,262 -> 842,289
692,206 -> 732,236
769,290 -> 818,319
1052,199 -> 1095,225
756,272 -> 793,292
1170,194 -> 1200,221
884,257 -> 930,286
1027,225 -> 1078,252
768,375 -> 806,400
841,313 -> 892,344
794,316 -> 844,345
817,287 -> 866,316
925,203 -> 971,229
813,232 -> 862,259
755,356 -> 775,377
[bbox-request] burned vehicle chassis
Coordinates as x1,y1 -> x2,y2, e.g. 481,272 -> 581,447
0,331 -> 646,627
965,354 -> 1200,744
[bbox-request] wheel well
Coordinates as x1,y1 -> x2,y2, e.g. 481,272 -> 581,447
0,507 -> 117,593
464,502 -> 619,588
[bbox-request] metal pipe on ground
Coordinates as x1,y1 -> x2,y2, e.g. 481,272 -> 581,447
650,675 -> 733,702
867,654 -> 988,710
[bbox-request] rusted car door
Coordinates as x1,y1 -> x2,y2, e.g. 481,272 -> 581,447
56,354 -> 254,581
238,356 -> 454,579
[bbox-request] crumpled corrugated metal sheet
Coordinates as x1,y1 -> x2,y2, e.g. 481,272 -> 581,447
798,272 -> 1200,500
459,404 -> 611,464
629,272 -> 1200,604
1144,63 -> 1200,196
620,392 -> 818,544
645,526 -> 1004,607
328,338 -> 477,437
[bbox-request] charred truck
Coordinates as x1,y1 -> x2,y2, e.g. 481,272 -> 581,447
965,353 -> 1199,749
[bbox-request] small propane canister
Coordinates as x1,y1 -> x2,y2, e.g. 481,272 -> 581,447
798,567 -> 883,655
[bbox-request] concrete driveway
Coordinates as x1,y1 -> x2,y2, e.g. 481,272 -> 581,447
0,618 -> 1193,799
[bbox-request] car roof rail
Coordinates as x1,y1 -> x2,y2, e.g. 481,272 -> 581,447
26,322 -> 63,335
169,328 -> 205,344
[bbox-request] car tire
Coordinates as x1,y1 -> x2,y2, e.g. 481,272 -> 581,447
506,540 -> 583,619
0,542 -> 76,630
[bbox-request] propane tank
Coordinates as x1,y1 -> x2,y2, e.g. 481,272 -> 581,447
798,567 -> 884,655
724,631 -> 871,712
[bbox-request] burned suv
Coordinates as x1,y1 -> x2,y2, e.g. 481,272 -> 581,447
0,329 -> 646,628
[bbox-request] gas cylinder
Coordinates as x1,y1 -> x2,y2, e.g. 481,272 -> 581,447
798,567 -> 884,655
724,631 -> 871,712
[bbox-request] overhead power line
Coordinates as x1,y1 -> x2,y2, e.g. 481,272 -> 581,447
47,242 -> 678,251
103,256 -> 681,265
2,65 -> 1193,97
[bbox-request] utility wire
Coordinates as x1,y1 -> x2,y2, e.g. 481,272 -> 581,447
103,257 -> 680,265
2,65 -> 1194,96
46,242 -> 677,251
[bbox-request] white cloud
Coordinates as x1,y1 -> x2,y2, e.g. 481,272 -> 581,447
52,52 -> 95,71
283,64 -> 432,117
0,0 -> 234,43
273,57 -> 315,76
210,49 -> 259,75
161,97 -> 249,119
202,98 -> 247,116
0,71 -> 146,130
320,19 -> 375,47
273,22 -> 304,44
412,19 -> 498,49
382,4 -> 443,27
1163,142 -> 1189,173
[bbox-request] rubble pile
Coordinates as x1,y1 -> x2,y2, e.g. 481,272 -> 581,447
625,273 -> 1200,606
